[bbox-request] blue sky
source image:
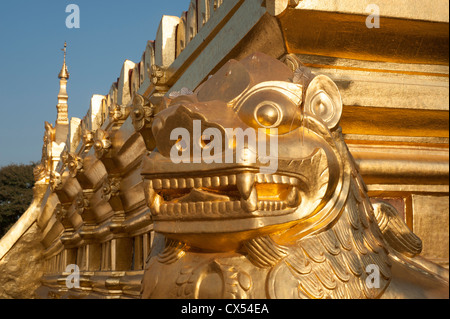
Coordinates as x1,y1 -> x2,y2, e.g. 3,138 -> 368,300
0,0 -> 188,167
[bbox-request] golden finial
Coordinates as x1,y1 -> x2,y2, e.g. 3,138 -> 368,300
62,42 -> 67,62
58,41 -> 69,79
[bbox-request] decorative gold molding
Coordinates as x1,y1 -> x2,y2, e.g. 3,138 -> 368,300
75,192 -> 90,216
109,105 -> 130,124
66,153 -> 84,178
33,163 -> 47,183
93,129 -> 112,159
101,176 -> 121,202
82,129 -> 94,150
49,171 -> 63,192
130,94 -> 156,132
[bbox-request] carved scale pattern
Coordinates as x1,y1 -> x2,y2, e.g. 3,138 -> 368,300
265,174 -> 392,299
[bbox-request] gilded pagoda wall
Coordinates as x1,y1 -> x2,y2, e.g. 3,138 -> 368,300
0,0 -> 448,298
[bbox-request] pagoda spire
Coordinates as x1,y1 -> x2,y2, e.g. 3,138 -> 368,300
56,42 -> 69,125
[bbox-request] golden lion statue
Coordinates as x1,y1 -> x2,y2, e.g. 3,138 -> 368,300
140,53 -> 449,299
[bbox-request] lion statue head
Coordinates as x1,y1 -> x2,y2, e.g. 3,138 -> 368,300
140,53 -> 448,299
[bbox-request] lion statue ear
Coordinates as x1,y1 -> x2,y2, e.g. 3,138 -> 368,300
304,75 -> 343,131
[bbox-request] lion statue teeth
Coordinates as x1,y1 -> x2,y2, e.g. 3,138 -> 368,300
140,53 -> 449,299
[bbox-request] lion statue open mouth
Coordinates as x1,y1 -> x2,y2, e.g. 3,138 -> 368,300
140,53 -> 449,299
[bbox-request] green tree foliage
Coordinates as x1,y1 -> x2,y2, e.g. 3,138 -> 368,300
0,163 -> 37,238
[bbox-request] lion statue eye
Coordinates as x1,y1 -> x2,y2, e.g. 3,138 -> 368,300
234,82 -> 304,134
254,102 -> 281,128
